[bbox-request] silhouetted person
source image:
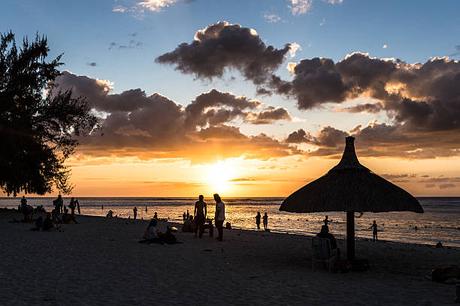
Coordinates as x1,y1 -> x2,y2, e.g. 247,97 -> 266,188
76,198 -> 81,214
145,205 -> 148,213
20,196 -> 27,210
323,215 -> 331,227
370,220 -> 378,242
42,213 -> 54,231
53,195 -> 63,214
214,194 -> 225,241
255,212 -> 261,229
139,218 -> 162,244
186,210 -> 190,220
194,195 -> 207,238
106,210 -> 114,218
69,197 -> 76,215
153,212 -> 158,219
317,225 -> 337,249
263,212 -> 268,231
183,212 -> 187,221
133,206 -> 138,220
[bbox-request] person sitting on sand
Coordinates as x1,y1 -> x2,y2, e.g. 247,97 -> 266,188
42,213 -> 54,231
317,225 -> 337,250
369,220 -> 378,242
158,226 -> 178,244
139,219 -> 162,244
263,212 -> 268,231
106,210 -> 114,218
31,216 -> 44,231
255,212 -> 261,230
62,207 -> 78,224
194,195 -> 207,238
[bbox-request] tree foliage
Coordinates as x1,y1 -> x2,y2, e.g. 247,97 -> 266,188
0,32 -> 98,195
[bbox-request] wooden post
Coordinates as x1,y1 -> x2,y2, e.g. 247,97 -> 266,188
347,211 -> 355,260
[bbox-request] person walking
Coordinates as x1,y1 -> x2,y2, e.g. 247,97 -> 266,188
370,220 -> 378,242
76,198 -> 81,214
194,195 -> 207,238
255,212 -> 261,230
133,206 -> 138,220
263,212 -> 268,231
214,194 -> 225,241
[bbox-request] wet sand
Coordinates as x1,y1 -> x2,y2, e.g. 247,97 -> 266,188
0,210 -> 458,305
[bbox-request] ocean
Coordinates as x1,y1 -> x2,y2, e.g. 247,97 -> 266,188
1,197 -> 459,248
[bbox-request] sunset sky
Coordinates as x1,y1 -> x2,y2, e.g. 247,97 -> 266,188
2,0 -> 460,196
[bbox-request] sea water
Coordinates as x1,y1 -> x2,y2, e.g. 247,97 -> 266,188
1,197 -> 459,247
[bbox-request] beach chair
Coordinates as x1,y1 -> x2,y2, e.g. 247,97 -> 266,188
311,237 -> 337,272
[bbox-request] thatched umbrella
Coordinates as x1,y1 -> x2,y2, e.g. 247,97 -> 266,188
280,136 -> 423,260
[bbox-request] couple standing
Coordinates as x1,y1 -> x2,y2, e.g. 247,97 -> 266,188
194,194 -> 225,241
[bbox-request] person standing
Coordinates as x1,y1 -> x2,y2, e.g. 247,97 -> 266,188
255,212 -> 261,230
53,195 -> 63,214
76,198 -> 81,214
370,220 -> 378,242
263,212 -> 268,231
69,197 -> 76,215
194,195 -> 207,238
133,206 -> 138,220
214,194 -> 225,241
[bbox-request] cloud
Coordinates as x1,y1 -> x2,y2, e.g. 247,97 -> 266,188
87,62 -> 97,67
263,13 -> 282,23
137,0 -> 178,12
54,72 -> 296,162
112,5 -> 128,13
286,129 -> 312,143
289,0 -> 313,15
156,21 -> 292,85
383,44 -> 388,49
288,42 -> 301,58
324,0 -> 343,4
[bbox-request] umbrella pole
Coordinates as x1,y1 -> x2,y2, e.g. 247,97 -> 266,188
346,211 -> 355,261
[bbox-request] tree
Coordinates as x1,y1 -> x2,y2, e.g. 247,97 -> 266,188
0,32 -> 98,196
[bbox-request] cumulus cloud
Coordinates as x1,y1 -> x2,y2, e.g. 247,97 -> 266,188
290,0 -> 313,15
54,72 -> 295,161
156,21 -> 292,85
137,0 -> 177,12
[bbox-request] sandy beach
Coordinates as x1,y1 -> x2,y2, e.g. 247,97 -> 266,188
0,210 -> 458,306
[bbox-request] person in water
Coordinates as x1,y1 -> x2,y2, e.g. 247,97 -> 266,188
214,194 -> 225,241
194,195 -> 207,238
370,220 -> 378,242
255,212 -> 261,230
133,207 -> 138,220
263,212 -> 268,231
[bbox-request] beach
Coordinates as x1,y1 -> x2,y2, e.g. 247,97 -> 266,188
0,210 -> 459,306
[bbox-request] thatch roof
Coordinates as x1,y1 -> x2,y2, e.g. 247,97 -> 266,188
280,136 -> 423,213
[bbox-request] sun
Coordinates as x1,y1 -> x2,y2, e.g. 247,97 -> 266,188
205,160 -> 237,194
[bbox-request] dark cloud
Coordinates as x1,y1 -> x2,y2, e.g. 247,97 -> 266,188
340,103 -> 383,113
285,129 -> 312,143
87,62 -> 97,67
245,106 -> 291,124
54,72 -> 296,161
156,21 -> 291,85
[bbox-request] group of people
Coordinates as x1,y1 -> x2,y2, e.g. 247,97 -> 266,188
255,212 -> 269,231
17,195 -> 81,231
190,194 -> 226,241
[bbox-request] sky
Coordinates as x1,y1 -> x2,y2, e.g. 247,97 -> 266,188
2,0 -> 460,197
